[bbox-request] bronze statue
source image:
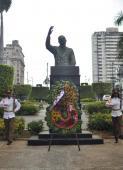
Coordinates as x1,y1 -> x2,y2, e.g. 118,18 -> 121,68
46,26 -> 76,66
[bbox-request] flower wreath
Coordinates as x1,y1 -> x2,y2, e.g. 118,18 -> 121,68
45,80 -> 82,134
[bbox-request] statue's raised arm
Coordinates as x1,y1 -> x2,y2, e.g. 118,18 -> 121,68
45,26 -> 76,66
45,26 -> 56,54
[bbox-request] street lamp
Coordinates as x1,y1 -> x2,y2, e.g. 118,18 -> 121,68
43,62 -> 50,87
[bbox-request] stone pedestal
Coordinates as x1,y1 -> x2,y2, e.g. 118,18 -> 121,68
28,131 -> 104,145
50,66 -> 80,88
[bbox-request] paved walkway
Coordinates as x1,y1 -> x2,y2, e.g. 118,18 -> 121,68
0,139 -> 123,170
1,105 -> 123,169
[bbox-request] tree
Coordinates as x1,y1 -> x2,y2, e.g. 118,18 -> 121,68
92,82 -> 112,100
115,11 -> 123,26
115,11 -> 123,58
0,0 -> 12,62
0,64 -> 14,96
13,84 -> 32,100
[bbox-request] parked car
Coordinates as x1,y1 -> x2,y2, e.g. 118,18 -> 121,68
102,95 -> 111,101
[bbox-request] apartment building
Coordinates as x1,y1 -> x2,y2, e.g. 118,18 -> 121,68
2,40 -> 25,84
92,27 -> 123,83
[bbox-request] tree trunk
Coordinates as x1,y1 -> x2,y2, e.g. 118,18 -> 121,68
0,12 -> 4,64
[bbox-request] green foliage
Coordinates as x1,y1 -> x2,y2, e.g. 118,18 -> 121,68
28,120 -> 43,135
0,117 -> 25,137
117,35 -> 123,58
85,101 -> 111,114
14,84 -> 32,100
80,98 -> 96,103
88,113 -> 112,131
14,117 -> 25,136
0,0 -> 12,13
0,107 -> 3,118
80,85 -> 95,99
0,65 -> 14,96
92,82 -> 112,99
114,11 -> 123,26
31,86 -> 49,101
16,100 -> 40,116
0,118 -> 4,135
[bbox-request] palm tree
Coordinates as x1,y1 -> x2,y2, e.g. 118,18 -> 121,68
115,11 -> 123,26
114,11 -> 123,59
0,0 -> 12,63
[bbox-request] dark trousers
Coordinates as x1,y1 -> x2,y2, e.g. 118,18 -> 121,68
112,116 -> 122,140
4,118 -> 15,142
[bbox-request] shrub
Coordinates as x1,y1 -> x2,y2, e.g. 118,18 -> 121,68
80,98 -> 96,103
28,120 -> 43,135
0,118 -> 5,136
0,65 -> 14,96
16,100 -> 41,116
85,101 -> 111,114
0,117 -> 25,137
14,117 -> 25,136
88,113 -> 112,131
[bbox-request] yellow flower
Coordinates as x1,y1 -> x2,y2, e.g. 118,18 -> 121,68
0,119 -> 5,129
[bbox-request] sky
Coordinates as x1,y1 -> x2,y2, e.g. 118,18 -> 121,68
3,0 -> 123,86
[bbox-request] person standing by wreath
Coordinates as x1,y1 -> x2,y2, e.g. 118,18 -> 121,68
106,90 -> 122,143
0,90 -> 21,145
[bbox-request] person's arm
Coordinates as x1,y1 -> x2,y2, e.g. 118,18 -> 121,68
0,99 -> 4,107
14,99 -> 21,112
105,98 -> 113,107
45,26 -> 56,54
70,49 -> 76,65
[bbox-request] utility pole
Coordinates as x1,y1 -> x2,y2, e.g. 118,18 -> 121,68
27,72 -> 29,84
47,62 -> 48,79
112,62 -> 114,89
31,77 -> 33,86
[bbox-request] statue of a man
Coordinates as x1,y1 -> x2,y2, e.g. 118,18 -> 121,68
45,26 -> 76,66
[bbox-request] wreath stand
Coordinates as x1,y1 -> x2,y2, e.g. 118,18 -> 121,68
48,130 -> 80,151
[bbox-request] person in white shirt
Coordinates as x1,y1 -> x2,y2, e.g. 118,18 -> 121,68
106,90 -> 122,143
0,90 -> 21,145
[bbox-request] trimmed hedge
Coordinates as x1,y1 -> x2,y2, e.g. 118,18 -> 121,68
31,86 -> 49,101
80,85 -> 95,99
92,82 -> 112,100
0,64 -> 14,96
14,84 -> 32,100
84,101 -> 111,114
88,113 -> 112,131
80,98 -> 96,103
16,100 -> 41,116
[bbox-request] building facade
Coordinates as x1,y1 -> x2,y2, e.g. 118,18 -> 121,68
2,40 -> 25,84
92,27 -> 123,83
